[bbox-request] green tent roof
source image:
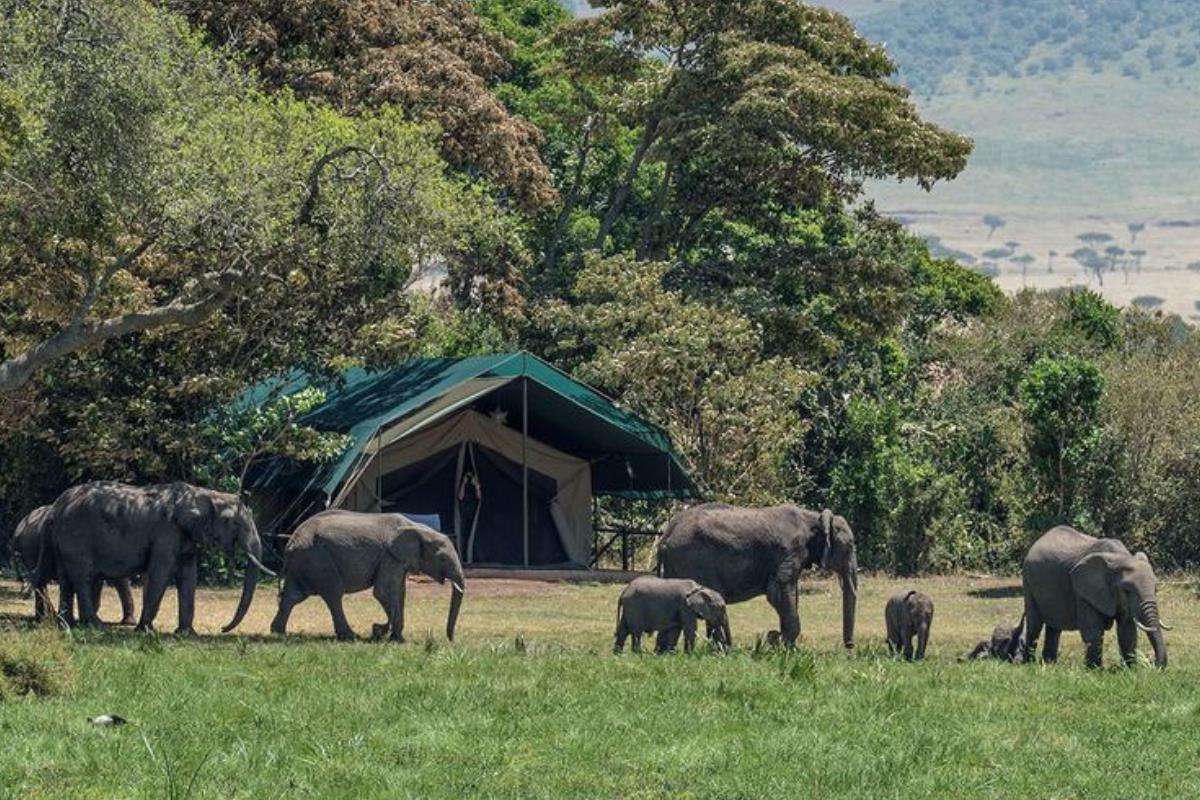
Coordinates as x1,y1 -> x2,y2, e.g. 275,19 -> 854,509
245,352 -> 698,502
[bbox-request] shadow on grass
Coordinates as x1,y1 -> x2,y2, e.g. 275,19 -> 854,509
966,584 -> 1023,599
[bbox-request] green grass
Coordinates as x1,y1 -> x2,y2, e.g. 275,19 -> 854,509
1,575 -> 1198,798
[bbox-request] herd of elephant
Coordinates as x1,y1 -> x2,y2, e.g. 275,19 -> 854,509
0,482 -> 1172,669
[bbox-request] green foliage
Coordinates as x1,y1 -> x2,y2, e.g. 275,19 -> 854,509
532,253 -> 810,505
1059,289 -> 1121,349
1019,355 -> 1105,519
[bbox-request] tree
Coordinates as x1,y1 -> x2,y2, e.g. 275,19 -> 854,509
1011,253 -> 1036,285
1019,355 -> 1104,519
0,0 -> 491,392
554,0 -> 972,253
531,253 -> 810,504
982,214 -> 1006,239
180,0 -> 556,208
1077,231 -> 1114,248
1128,221 -> 1146,244
1047,249 -> 1058,273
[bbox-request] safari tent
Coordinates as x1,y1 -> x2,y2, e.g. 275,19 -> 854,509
245,352 -> 698,568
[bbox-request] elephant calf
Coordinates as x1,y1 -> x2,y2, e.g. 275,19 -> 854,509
614,576 -> 730,654
885,589 -> 934,661
962,617 -> 1023,662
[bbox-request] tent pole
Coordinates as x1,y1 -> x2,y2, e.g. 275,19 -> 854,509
375,427 -> 382,512
522,373 -> 529,567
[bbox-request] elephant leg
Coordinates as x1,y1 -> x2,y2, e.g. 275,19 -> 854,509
1117,618 -> 1138,667
271,580 -> 307,635
916,626 -> 930,661
1042,628 -> 1062,663
89,577 -> 104,620
1021,600 -> 1044,664
658,626 -> 682,653
114,579 -> 136,625
137,559 -> 175,633
767,579 -> 800,646
682,624 -> 696,654
32,580 -> 48,622
902,634 -> 914,662
1083,636 -> 1104,668
56,579 -> 77,626
631,632 -> 643,654
372,570 -> 406,643
319,589 -> 355,641
174,559 -> 198,636
70,566 -> 102,627
614,620 -> 628,653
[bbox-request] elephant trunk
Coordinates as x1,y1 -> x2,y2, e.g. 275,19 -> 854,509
1137,599 -> 1168,668
445,561 -> 466,641
221,527 -> 265,633
840,552 -> 858,649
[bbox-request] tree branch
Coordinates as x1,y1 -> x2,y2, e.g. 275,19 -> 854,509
0,286 -> 233,392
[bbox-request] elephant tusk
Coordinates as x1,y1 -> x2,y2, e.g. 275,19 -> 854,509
1134,619 -> 1152,633
1158,621 -> 1173,632
451,581 -> 465,594
247,551 -> 277,577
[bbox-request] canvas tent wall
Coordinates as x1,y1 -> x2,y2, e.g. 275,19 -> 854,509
340,409 -> 593,565
245,352 -> 698,568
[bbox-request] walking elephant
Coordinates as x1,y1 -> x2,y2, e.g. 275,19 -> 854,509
1022,526 -> 1169,668
264,510 -> 465,642
11,505 -> 135,625
658,503 -> 858,648
614,576 -> 730,654
36,482 -> 270,634
885,588 -> 934,661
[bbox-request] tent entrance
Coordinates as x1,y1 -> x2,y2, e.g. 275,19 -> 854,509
339,409 -> 592,568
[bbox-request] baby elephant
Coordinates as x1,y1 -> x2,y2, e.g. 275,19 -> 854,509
614,576 -> 729,654
963,616 -> 1024,662
885,588 -> 934,661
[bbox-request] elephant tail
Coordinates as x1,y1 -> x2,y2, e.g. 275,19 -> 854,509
23,517 -> 54,601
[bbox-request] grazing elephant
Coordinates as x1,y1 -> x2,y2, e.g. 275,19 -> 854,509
265,510 -> 465,642
658,503 -> 858,648
614,576 -> 729,654
962,616 -> 1024,662
12,505 -> 136,625
1022,526 -> 1169,668
885,588 -> 934,661
37,482 -> 269,634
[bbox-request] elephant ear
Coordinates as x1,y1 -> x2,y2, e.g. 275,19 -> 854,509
1070,552 -> 1119,618
818,509 -> 834,568
170,485 -> 212,545
385,523 -> 423,569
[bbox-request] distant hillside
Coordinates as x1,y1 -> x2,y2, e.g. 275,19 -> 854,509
850,0 -> 1200,96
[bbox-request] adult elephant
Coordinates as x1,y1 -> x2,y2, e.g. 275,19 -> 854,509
265,510 -> 466,642
1022,525 -> 1169,668
11,505 -> 136,625
658,503 -> 858,648
37,482 -> 270,634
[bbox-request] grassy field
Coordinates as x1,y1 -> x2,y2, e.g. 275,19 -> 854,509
2,573 -> 1199,799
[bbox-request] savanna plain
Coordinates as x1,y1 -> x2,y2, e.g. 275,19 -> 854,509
2,574 -> 1198,799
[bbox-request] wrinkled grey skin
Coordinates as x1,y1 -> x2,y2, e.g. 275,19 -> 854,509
12,505 -> 135,625
963,617 -> 1024,662
267,510 -> 466,642
36,482 -> 268,635
614,576 -> 730,654
1022,525 -> 1169,668
658,503 -> 858,648
885,589 -> 934,661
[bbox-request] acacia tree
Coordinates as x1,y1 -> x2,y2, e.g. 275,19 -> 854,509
0,0 -> 479,392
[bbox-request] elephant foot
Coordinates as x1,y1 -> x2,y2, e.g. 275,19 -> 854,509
370,623 -> 389,641
135,623 -> 156,634
335,629 -> 356,642
174,626 -> 198,638
119,616 -> 136,626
